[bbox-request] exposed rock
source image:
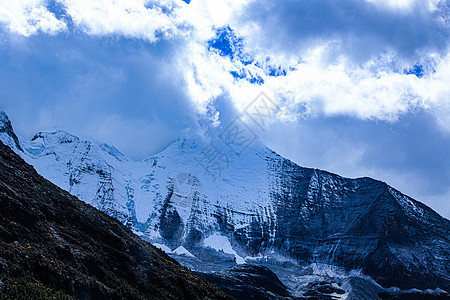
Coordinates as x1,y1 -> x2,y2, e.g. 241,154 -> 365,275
197,264 -> 293,300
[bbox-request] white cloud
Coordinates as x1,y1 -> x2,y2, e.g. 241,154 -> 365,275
177,0 -> 252,38
181,35 -> 450,133
61,0 -> 184,41
0,0 -> 448,132
365,0 -> 417,10
0,0 -> 66,36
175,0 -> 450,132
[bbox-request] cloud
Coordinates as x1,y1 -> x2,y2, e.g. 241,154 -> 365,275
1,0 -> 448,128
180,0 -> 450,134
0,0 -> 67,36
240,0 -> 449,60
61,0 -> 186,42
0,0 -> 449,216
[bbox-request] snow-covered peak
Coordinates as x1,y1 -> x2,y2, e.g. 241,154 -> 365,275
149,132 -> 271,158
23,130 -> 129,163
0,111 -> 14,136
99,143 -> 128,162
0,111 -> 22,152
0,111 -> 9,125
31,130 -> 79,145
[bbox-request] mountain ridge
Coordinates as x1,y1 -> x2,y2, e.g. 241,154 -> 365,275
0,111 -> 448,293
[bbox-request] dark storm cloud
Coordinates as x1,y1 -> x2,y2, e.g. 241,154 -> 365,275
241,0 -> 449,63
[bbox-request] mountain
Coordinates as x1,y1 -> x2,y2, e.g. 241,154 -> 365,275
0,139 -> 230,299
1,111 -> 449,296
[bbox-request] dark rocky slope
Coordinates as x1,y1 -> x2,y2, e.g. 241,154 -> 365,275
197,264 -> 294,300
0,140 -> 230,300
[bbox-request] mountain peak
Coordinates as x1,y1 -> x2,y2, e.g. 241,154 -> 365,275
169,132 -> 269,157
0,111 -> 22,151
31,130 -> 79,145
0,111 -> 11,129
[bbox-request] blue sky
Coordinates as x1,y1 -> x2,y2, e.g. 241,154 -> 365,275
0,0 -> 449,217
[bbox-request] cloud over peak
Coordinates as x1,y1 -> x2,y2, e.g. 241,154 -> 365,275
0,0 -> 449,127
0,0 -> 449,217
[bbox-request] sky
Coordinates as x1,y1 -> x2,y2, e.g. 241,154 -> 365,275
0,0 -> 449,218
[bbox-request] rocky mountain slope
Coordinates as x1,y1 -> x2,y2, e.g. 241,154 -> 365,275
197,264 -> 294,299
0,139 -> 230,299
1,111 -> 449,295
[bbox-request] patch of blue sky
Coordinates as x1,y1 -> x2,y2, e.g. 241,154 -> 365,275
230,69 -> 264,85
268,66 -> 287,77
208,26 -> 245,60
208,26 -> 288,83
207,26 -> 253,66
247,75 -> 264,85
255,60 -> 288,77
46,0 -> 71,22
230,70 -> 246,80
45,0 -> 67,19
403,60 -> 437,78
405,64 -> 425,78
45,0 -> 75,30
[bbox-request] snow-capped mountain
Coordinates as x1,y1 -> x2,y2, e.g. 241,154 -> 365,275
1,111 -> 449,294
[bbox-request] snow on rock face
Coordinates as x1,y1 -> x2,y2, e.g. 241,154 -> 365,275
0,111 -> 22,152
203,233 -> 245,264
152,243 -> 172,254
172,246 -> 196,258
0,111 -> 449,291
